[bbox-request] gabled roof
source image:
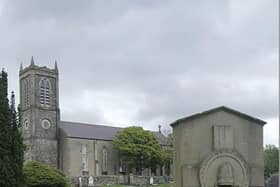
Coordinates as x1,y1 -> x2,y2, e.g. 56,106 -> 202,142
59,121 -> 168,145
170,106 -> 266,127
59,121 -> 122,141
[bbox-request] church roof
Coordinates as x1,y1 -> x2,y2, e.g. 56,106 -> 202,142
170,106 -> 266,127
59,121 -> 169,145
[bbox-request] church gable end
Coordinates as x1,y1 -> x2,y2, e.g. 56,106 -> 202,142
170,106 -> 266,127
172,106 -> 266,187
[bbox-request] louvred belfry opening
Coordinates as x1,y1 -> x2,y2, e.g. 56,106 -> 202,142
39,78 -> 51,106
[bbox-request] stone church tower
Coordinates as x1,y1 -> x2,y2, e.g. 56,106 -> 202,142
19,57 -> 60,168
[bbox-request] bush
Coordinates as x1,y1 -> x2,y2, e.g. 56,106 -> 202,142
24,161 -> 70,187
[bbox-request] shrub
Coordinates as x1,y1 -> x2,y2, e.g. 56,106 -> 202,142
24,161 -> 70,187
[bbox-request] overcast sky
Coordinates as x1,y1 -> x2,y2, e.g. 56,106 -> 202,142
0,0 -> 278,146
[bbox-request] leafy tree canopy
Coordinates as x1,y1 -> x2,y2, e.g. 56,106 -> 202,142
264,144 -> 279,179
112,126 -> 168,174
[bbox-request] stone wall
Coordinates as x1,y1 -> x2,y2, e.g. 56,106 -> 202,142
58,129 -> 69,175
20,64 -> 59,168
69,175 -> 169,187
94,140 -> 120,176
59,136 -> 120,178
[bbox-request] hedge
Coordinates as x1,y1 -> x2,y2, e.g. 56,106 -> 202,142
23,161 -> 70,187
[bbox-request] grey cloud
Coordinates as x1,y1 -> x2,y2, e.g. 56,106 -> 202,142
0,1 -> 278,144
3,0 -> 94,23
2,0 -> 166,25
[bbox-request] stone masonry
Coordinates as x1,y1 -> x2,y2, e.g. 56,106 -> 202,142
20,57 -> 59,168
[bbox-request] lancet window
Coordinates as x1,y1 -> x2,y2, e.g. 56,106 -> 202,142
23,79 -> 29,107
102,147 -> 108,173
39,78 -> 51,106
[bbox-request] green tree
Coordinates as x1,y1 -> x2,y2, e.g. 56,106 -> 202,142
264,144 -> 279,179
112,126 -> 166,174
24,161 -> 70,187
160,129 -> 173,175
0,69 -> 24,187
0,69 -> 15,186
10,91 -> 25,186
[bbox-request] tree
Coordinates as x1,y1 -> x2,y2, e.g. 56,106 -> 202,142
264,144 -> 279,179
24,161 -> 70,187
0,69 -> 24,187
159,127 -> 173,175
112,126 -> 166,175
10,91 -> 25,186
0,69 -> 15,186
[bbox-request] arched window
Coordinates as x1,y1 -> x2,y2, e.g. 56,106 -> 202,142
39,78 -> 51,106
23,79 -> 29,107
102,147 -> 108,173
81,144 -> 88,172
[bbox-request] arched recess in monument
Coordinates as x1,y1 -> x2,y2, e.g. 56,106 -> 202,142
217,162 -> 234,186
199,152 -> 248,187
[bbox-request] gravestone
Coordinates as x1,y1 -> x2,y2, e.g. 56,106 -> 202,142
171,106 -> 266,187
88,176 -> 94,187
265,174 -> 279,187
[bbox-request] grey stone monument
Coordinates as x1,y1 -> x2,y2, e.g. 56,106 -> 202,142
171,106 -> 266,187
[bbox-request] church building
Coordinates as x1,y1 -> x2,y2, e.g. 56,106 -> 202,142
19,58 -> 170,179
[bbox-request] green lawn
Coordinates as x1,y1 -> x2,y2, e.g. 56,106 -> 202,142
146,184 -> 174,187
101,184 -> 174,187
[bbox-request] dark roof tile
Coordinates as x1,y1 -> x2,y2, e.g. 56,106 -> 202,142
59,121 -> 168,145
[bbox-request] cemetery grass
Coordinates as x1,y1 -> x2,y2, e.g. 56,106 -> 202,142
146,184 -> 174,187
101,184 -> 174,187
161,184 -> 173,187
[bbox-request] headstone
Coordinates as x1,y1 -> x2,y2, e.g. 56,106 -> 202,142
265,174 -> 279,187
78,177 -> 82,187
150,176 -> 154,185
88,176 -> 94,187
